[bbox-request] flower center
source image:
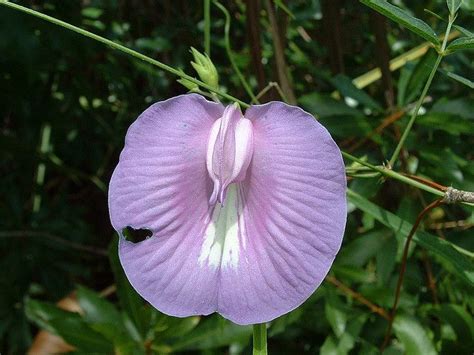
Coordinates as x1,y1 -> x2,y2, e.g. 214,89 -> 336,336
206,104 -> 254,205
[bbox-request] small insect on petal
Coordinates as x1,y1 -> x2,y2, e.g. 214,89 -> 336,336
206,103 -> 254,205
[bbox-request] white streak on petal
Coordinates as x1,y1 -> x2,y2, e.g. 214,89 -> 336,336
199,185 -> 242,269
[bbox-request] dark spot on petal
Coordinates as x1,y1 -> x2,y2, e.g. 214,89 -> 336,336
122,226 -> 152,244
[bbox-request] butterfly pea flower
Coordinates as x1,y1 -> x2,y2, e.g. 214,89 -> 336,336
108,94 -> 347,325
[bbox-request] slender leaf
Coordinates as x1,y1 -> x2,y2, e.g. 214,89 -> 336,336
446,36 -> 474,52
169,316 -> 252,351
325,292 -> 347,338
360,0 -> 440,45
438,69 -> 474,89
49,317 -> 114,353
25,298 -> 81,335
331,74 -> 382,111
446,0 -> 463,15
393,314 -> 436,355
109,237 -> 148,338
347,189 -> 474,286
454,24 -> 473,37
76,286 -> 122,325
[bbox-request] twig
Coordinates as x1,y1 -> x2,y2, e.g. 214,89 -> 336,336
389,16 -> 455,167
245,0 -> 266,93
443,187 -> 474,204
0,230 -> 108,256
381,198 -> 444,350
326,275 -> 390,320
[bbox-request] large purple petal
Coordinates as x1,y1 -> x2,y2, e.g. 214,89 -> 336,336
217,102 -> 347,324
108,94 -> 224,317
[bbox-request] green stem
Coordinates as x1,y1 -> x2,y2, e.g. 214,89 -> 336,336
204,0 -> 211,56
342,151 -> 444,197
0,0 -> 249,107
253,323 -> 267,355
213,0 -> 258,103
389,18 -> 454,167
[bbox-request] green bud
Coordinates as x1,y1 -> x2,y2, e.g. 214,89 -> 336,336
190,47 -> 219,89
177,78 -> 199,91
176,69 -> 199,91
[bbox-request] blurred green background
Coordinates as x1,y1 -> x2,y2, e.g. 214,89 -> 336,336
0,0 -> 473,354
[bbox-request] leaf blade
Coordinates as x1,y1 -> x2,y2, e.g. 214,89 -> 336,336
446,36 -> 474,52
347,189 -> 474,286
446,0 -> 463,15
360,0 -> 440,45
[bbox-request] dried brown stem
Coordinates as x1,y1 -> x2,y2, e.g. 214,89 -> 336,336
326,275 -> 390,320
370,13 -> 394,108
245,0 -> 266,92
381,198 -> 444,350
263,0 -> 296,104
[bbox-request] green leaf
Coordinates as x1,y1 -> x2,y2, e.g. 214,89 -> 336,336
438,69 -> 474,89
393,314 -> 436,355
325,292 -> 347,338
347,189 -> 474,286
169,316 -> 252,351
446,0 -> 463,15
81,7 -> 103,19
330,74 -> 382,111
453,25 -> 473,37
299,93 -> 363,118
109,237 -> 148,338
337,230 -> 392,267
360,0 -> 440,45
417,113 -> 474,135
49,317 -> 114,353
446,36 -> 474,52
25,298 -> 81,335
376,233 -> 398,285
76,286 -> 122,325
431,304 -> 474,345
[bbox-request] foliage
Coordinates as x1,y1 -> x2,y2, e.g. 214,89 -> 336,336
0,0 -> 473,354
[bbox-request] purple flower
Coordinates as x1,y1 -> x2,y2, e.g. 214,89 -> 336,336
108,94 -> 347,325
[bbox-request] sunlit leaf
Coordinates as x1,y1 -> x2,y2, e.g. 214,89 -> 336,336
393,314 -> 436,355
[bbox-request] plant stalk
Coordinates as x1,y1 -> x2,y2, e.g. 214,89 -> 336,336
389,18 -> 454,166
204,0 -> 211,56
0,1 -> 249,107
253,323 -> 267,355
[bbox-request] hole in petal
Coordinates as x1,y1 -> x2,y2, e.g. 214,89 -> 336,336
121,226 -> 153,244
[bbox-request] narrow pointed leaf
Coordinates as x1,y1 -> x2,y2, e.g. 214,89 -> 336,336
360,0 -> 440,45
331,74 -> 382,111
446,36 -> 474,53
446,0 -> 463,15
347,189 -> 474,286
454,25 -> 473,37
438,69 -> 474,89
76,286 -> 122,325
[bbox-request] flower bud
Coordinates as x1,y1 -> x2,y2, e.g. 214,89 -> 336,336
190,47 -> 219,90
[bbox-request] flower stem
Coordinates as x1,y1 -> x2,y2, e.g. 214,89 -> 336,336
253,323 -> 267,355
0,1 -> 249,107
388,17 -> 454,167
342,152 -> 444,197
204,0 -> 211,56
